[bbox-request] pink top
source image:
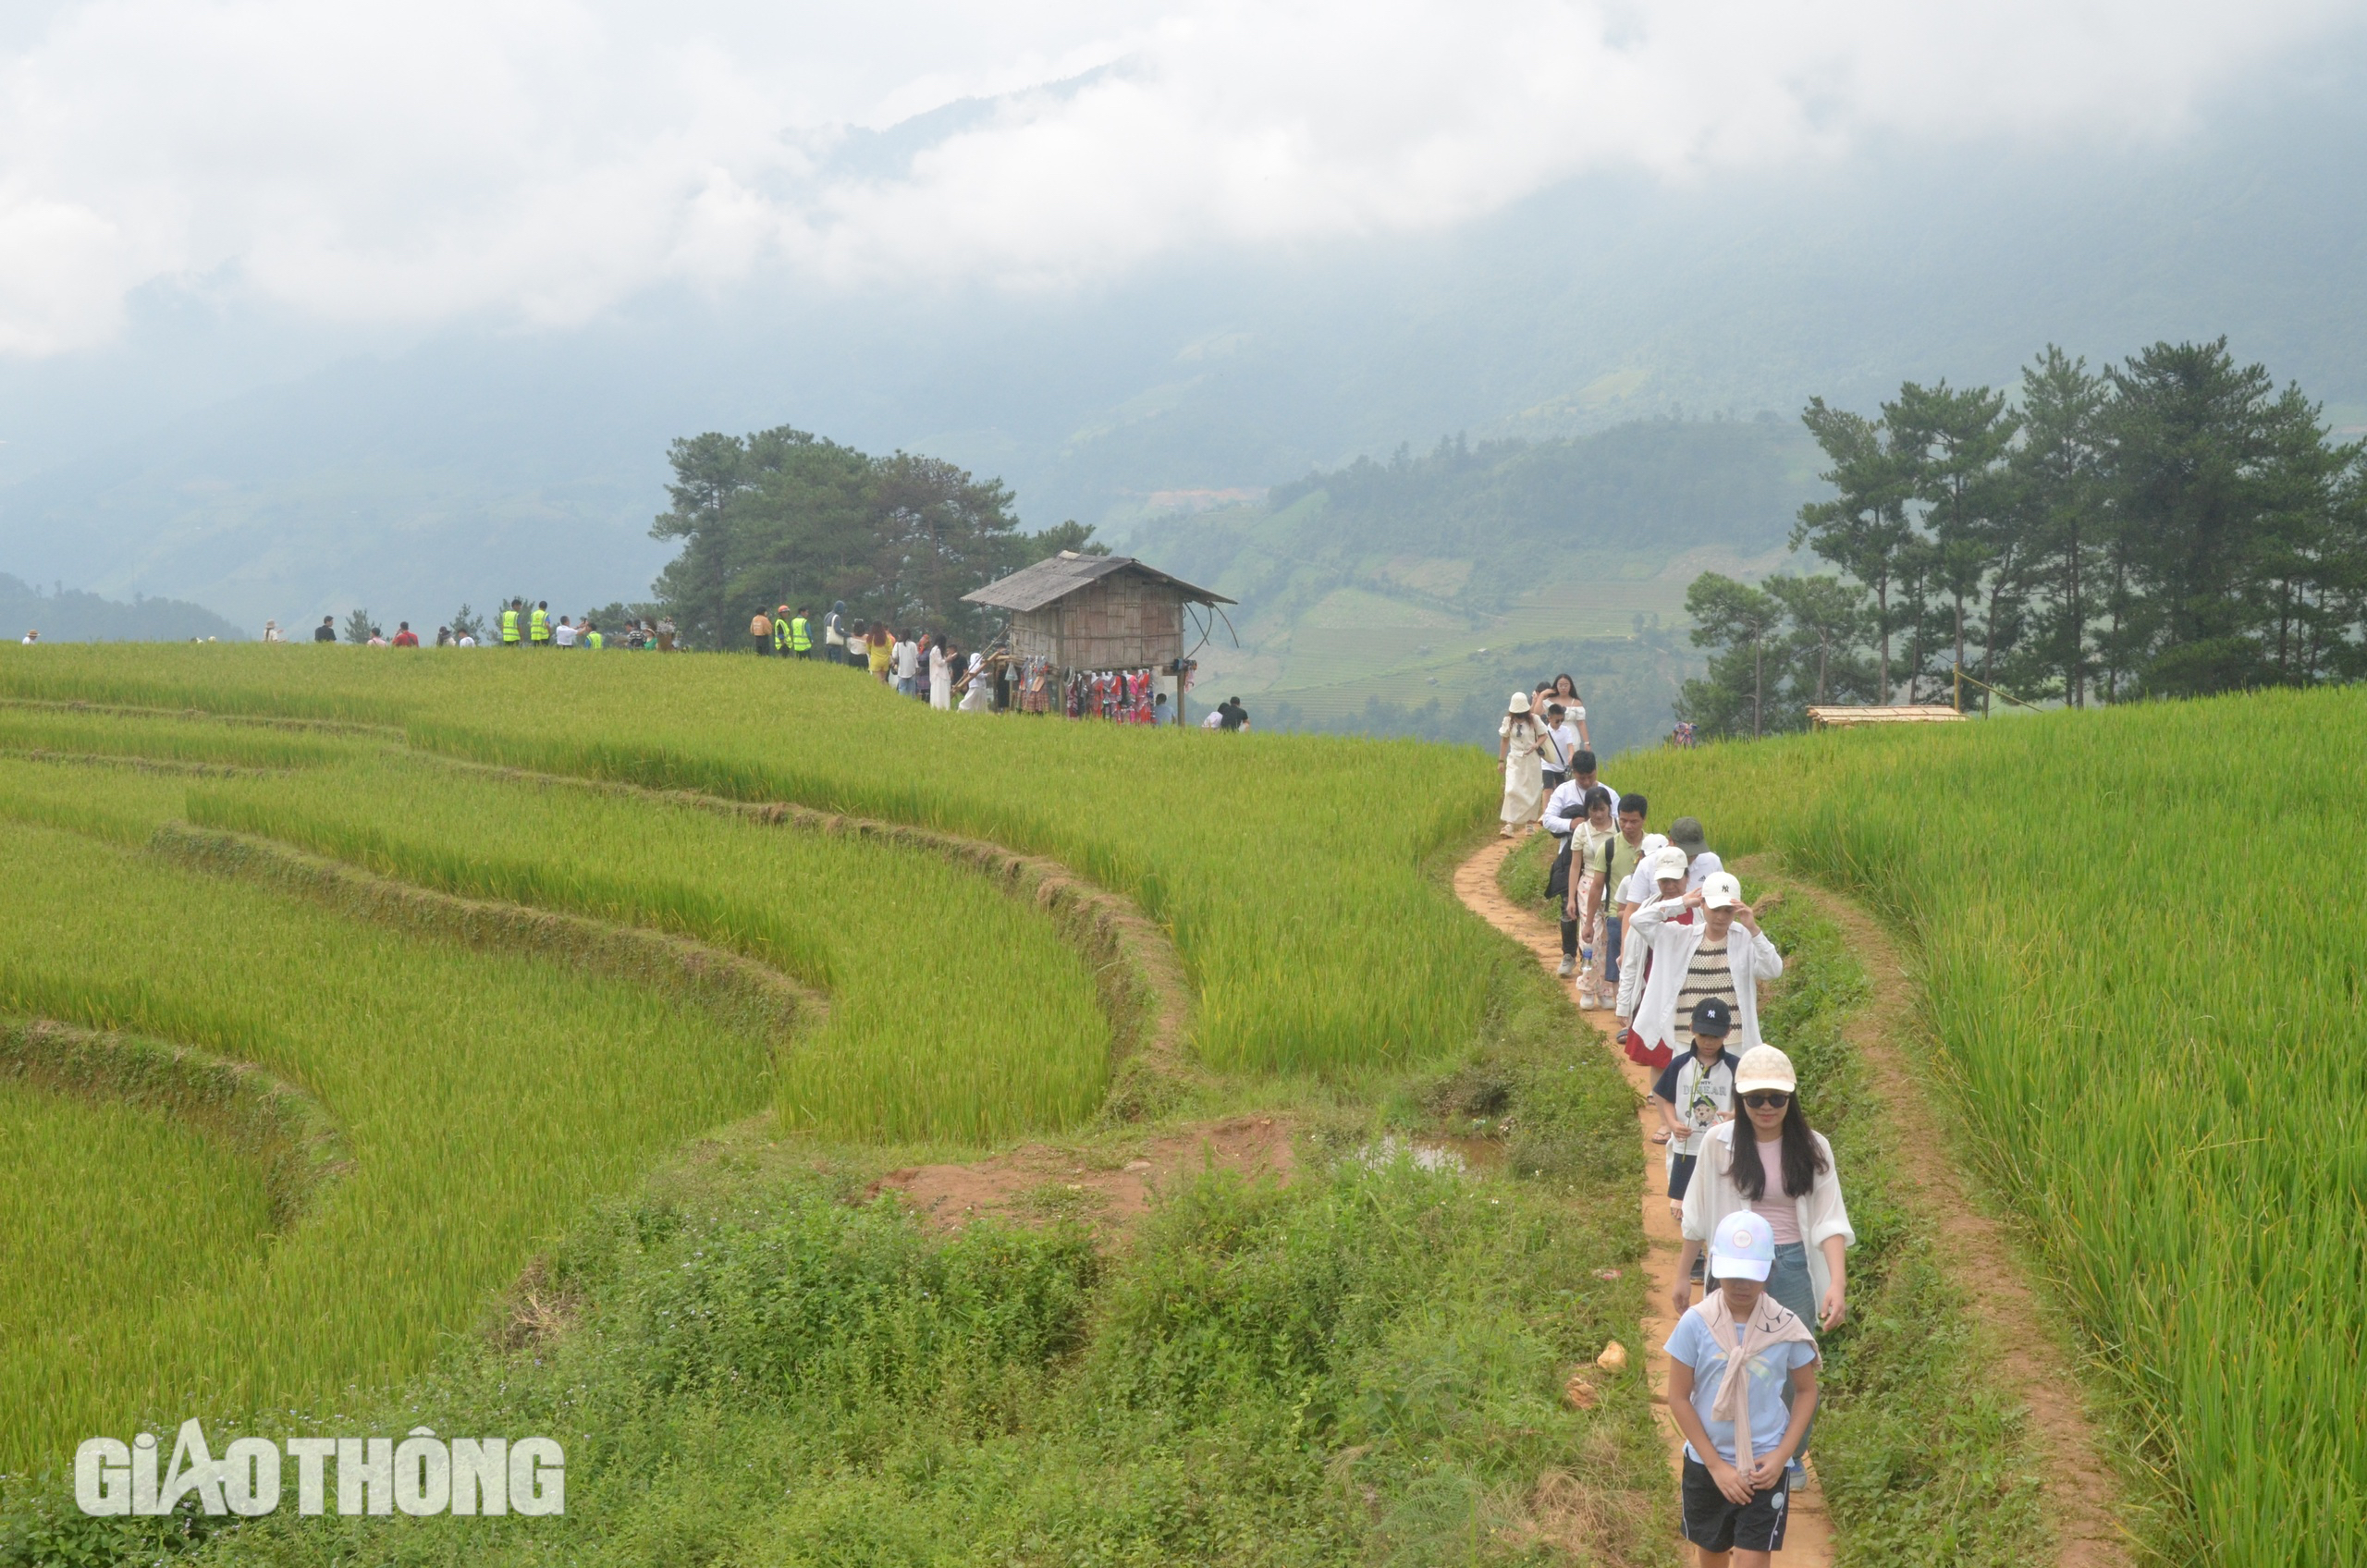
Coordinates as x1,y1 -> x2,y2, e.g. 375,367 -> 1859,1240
1749,1139 -> 1803,1243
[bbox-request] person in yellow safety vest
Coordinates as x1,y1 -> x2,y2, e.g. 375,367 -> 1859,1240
790,606 -> 814,656
501,600 -> 523,645
583,621 -> 604,650
751,607 -> 774,655
529,601 -> 551,645
772,606 -> 792,655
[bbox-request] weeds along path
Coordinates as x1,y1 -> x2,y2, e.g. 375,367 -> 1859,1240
1452,835 -> 1838,1565
1772,875 -> 2120,1568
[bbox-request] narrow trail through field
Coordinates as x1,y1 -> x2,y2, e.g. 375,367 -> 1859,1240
1768,875 -> 2122,1568
1452,836 -> 1836,1565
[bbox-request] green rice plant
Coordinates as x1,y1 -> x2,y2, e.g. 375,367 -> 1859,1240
1613,687 -> 2367,1567
184,753 -> 1112,1142
0,752 -> 200,844
0,809 -> 776,1473
0,646 -> 1503,1077
0,1079 -> 275,1355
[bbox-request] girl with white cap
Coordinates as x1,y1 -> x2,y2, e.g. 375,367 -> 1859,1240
1494,691 -> 1546,836
1664,1208 -> 1821,1563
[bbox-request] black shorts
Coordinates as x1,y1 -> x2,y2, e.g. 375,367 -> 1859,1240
1668,1152 -> 1698,1200
1681,1455 -> 1790,1553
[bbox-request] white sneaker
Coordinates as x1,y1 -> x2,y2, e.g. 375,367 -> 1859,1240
1576,987 -> 1598,1009
1557,956 -> 1576,977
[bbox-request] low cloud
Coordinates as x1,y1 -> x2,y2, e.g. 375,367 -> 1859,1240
0,0 -> 2349,353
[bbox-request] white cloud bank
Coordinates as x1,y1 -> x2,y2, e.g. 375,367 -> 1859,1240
0,0 -> 2349,354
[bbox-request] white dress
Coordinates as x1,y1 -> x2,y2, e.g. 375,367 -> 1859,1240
958,654 -> 993,711
928,647 -> 952,709
1499,717 -> 1545,827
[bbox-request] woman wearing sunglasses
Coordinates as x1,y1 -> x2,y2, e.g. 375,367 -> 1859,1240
1675,1046 -> 1854,1326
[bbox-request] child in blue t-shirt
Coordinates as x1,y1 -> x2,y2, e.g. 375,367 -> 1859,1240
1663,1210 -> 1820,1562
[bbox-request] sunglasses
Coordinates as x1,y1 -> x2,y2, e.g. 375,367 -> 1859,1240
1741,1092 -> 1791,1110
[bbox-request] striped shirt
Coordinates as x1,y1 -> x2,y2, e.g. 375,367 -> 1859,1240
1678,936 -> 1735,1044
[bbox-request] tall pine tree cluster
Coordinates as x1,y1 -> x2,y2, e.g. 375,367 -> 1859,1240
1680,338 -> 2367,737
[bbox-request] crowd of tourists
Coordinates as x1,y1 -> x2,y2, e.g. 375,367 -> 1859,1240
1497,678 -> 1850,1564
264,602 -> 679,650
239,597 -> 1252,729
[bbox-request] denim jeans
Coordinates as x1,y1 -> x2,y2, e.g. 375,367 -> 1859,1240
1765,1240 -> 1820,1460
1602,913 -> 1623,986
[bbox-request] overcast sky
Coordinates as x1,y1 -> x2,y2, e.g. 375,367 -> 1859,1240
1,0 -> 2353,359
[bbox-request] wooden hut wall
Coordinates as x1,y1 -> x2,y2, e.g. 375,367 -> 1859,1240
1006,573 -> 1186,670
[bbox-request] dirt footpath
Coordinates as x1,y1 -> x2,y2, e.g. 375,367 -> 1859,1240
1453,836 -> 1837,1565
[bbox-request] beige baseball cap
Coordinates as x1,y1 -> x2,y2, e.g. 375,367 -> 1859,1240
1652,845 -> 1689,880
1733,1046 -> 1797,1095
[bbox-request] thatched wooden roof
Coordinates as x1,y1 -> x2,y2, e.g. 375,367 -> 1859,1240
1806,704 -> 1965,729
963,553 -> 1233,614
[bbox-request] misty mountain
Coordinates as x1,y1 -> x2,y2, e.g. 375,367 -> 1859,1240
1130,418 -> 1815,753
0,54 -> 2361,633
0,574 -> 245,642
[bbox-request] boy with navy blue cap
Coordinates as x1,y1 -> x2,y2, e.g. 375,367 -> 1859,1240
1662,1210 -> 1821,1563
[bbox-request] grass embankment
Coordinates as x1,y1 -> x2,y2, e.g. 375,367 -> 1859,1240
1496,832 -> 2051,1565
1612,689 -> 2367,1568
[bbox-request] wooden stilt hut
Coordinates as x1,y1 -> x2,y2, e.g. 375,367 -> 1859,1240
963,552 -> 1233,723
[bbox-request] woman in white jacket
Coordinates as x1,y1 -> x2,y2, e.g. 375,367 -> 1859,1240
1625,869 -> 1783,1069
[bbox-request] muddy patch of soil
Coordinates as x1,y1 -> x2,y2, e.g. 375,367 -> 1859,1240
874,1116 -> 1295,1238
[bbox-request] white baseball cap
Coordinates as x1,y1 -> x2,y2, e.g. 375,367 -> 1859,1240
1637,833 -> 1668,858
1701,872 -> 1743,910
1652,845 -> 1689,880
1733,1045 -> 1797,1096
1711,1210 -> 1776,1281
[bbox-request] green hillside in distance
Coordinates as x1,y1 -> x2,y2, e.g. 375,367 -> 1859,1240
1122,415 -> 1817,753
0,574 -> 245,643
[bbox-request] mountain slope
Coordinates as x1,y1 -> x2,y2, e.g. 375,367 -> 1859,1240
1129,419 -> 1816,753
0,574 -> 245,642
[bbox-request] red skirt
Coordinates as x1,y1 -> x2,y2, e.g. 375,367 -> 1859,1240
1623,1029 -> 1673,1071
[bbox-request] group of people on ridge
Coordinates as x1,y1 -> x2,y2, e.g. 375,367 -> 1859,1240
1499,678 -> 1854,1565
270,601 -> 676,650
